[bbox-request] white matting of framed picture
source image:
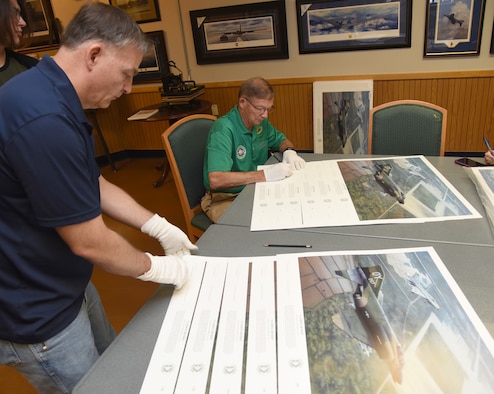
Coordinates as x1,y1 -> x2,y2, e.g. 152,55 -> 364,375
313,80 -> 373,154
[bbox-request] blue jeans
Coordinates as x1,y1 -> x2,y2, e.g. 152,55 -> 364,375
0,282 -> 116,393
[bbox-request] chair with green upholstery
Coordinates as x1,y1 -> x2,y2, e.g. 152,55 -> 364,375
368,99 -> 447,156
161,114 -> 216,241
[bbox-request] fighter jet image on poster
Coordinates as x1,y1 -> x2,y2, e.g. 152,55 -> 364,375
298,248 -> 494,393
332,265 -> 405,383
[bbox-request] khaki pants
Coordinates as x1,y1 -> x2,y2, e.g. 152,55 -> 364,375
201,191 -> 239,223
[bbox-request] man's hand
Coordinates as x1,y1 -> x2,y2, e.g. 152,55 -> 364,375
282,149 -> 306,170
485,151 -> 494,165
141,214 -> 198,256
137,253 -> 188,289
263,162 -> 293,181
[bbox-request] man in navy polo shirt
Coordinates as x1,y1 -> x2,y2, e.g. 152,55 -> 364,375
0,3 -> 197,392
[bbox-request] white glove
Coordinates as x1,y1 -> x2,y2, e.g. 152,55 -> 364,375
141,214 -> 198,256
137,253 -> 188,289
263,162 -> 293,181
282,149 -> 306,170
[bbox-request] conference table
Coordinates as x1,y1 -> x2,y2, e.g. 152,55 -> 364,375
74,154 -> 494,393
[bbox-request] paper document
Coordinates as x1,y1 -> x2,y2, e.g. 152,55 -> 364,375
465,166 -> 494,234
139,257 -> 206,394
174,259 -> 228,393
252,156 -> 481,231
140,247 -> 494,393
209,259 -> 250,393
244,257 -> 277,393
127,109 -> 159,121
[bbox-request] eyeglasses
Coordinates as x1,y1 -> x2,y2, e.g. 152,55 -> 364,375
243,97 -> 275,114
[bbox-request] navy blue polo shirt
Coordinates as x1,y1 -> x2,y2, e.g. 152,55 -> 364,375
0,56 -> 101,343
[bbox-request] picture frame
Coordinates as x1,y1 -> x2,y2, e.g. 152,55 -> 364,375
424,0 -> 486,57
489,20 -> 494,54
133,31 -> 169,83
25,0 -> 60,48
296,0 -> 412,54
189,1 -> 289,65
313,80 -> 373,154
109,0 -> 161,24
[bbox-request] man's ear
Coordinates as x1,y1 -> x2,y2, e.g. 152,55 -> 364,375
86,44 -> 103,71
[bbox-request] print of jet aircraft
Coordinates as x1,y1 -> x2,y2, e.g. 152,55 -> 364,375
332,265 -> 405,384
444,13 -> 464,27
220,24 -> 255,42
372,163 -> 405,204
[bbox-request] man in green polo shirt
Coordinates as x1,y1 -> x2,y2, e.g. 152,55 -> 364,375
202,77 -> 305,222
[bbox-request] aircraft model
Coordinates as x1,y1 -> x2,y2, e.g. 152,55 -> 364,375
372,163 -> 405,204
444,13 -> 464,27
220,24 -> 255,42
332,265 -> 405,384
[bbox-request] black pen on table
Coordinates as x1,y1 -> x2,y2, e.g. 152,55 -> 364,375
263,243 -> 312,248
483,136 -> 494,156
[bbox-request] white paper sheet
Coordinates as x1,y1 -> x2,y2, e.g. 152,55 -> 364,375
139,257 -> 206,394
209,259 -> 250,393
275,255 -> 311,393
465,166 -> 494,235
174,259 -> 228,393
251,156 -> 481,231
244,257 -> 278,394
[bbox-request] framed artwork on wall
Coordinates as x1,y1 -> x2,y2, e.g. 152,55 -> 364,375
109,0 -> 161,24
25,0 -> 60,48
189,1 -> 289,65
424,0 -> 486,56
296,0 -> 412,54
489,20 -> 494,54
133,30 -> 169,83
313,80 -> 373,154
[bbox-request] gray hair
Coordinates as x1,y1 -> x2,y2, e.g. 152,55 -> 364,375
238,77 -> 274,100
61,2 -> 150,53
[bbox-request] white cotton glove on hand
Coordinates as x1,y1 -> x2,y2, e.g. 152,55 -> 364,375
137,253 -> 188,289
282,149 -> 306,170
263,162 -> 293,181
141,214 -> 198,256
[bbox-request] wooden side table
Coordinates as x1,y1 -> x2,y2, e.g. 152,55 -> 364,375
130,99 -> 212,187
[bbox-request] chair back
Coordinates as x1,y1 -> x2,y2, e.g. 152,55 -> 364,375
368,99 -> 447,156
161,114 -> 216,241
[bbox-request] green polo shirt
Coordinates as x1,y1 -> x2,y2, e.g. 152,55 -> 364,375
203,105 -> 286,193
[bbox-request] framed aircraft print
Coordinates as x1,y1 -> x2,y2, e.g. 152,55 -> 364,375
296,0 -> 412,54
424,0 -> 486,56
189,1 -> 289,64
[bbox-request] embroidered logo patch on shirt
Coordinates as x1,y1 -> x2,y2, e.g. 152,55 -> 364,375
236,145 -> 246,160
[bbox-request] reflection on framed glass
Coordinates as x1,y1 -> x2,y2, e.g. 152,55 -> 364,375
189,1 -> 288,65
109,0 -> 161,24
134,30 -> 169,83
424,0 -> 486,56
25,0 -> 59,48
296,0 -> 412,54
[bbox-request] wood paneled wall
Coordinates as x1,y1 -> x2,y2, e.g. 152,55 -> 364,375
94,71 -> 494,157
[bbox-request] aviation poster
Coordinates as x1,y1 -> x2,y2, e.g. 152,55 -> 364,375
465,166 -> 494,235
313,80 -> 373,155
140,248 -> 494,393
250,155 -> 481,231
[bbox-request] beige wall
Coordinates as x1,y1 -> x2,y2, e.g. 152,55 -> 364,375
51,1 -> 494,84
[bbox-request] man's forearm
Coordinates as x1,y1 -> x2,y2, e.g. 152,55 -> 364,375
208,170 -> 266,190
56,215 -> 151,277
99,175 -> 154,229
